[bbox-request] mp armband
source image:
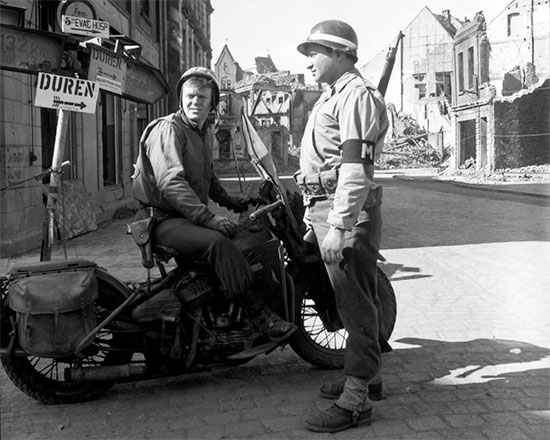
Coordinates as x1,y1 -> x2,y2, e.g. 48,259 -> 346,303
340,139 -> 375,165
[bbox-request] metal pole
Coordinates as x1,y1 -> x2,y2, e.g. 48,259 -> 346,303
40,109 -> 69,261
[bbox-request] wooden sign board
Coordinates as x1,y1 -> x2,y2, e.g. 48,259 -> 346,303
35,72 -> 99,113
0,25 -> 64,74
87,43 -> 127,94
62,15 -> 109,38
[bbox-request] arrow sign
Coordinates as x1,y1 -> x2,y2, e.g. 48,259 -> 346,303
87,43 -> 126,94
35,72 -> 99,114
53,96 -> 87,110
62,14 -> 109,38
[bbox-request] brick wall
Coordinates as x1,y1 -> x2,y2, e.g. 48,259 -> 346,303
493,79 -> 550,169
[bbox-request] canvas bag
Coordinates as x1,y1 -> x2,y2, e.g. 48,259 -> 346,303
8,269 -> 99,357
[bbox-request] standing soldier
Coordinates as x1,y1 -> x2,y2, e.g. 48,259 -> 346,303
294,20 -> 390,433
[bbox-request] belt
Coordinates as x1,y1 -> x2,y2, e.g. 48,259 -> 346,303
137,205 -> 177,221
294,169 -> 338,197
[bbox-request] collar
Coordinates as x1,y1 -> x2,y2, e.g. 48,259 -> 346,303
177,109 -> 208,136
328,68 -> 362,96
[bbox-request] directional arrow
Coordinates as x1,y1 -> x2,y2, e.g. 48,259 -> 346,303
99,71 -> 117,80
53,96 -> 87,110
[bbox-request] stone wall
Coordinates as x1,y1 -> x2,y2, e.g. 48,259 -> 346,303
494,80 -> 550,168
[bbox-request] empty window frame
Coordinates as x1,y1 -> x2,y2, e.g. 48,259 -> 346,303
435,72 -> 452,99
467,47 -> 475,90
507,12 -> 520,37
458,52 -> 465,91
413,73 -> 427,99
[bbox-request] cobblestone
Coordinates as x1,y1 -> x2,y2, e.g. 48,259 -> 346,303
1,176 -> 549,439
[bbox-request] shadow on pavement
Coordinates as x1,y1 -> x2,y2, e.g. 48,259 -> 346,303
386,337 -> 550,395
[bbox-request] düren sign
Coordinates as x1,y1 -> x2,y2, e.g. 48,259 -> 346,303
34,72 -> 99,113
87,43 -> 126,95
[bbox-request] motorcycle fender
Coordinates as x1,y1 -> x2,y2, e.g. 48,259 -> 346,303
95,267 -> 132,299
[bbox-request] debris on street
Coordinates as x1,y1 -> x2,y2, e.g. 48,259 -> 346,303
378,104 -> 442,169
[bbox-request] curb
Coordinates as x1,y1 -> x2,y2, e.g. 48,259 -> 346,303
448,180 -> 550,199
391,175 -> 550,199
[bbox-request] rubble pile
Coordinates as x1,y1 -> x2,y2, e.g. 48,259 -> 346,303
438,163 -> 550,184
378,105 -> 442,169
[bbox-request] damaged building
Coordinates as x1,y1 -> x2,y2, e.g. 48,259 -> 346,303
361,0 -> 549,171
452,0 -> 550,170
213,45 -> 321,167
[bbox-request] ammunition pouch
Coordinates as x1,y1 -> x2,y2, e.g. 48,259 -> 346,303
294,169 -> 338,197
129,216 -> 156,269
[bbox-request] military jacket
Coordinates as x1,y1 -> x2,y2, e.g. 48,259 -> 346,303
132,110 -> 230,225
299,69 -> 389,230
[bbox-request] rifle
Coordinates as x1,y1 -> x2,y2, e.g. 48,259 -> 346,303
377,31 -> 404,97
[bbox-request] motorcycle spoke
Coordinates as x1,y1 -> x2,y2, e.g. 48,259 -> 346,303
300,301 -> 348,350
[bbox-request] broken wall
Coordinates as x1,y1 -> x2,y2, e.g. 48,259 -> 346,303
493,79 -> 550,168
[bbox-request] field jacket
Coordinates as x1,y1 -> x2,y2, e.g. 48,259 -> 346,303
132,110 -> 231,225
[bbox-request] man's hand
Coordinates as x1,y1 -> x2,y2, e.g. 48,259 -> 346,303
204,215 -> 238,238
320,226 -> 346,264
225,196 -> 249,213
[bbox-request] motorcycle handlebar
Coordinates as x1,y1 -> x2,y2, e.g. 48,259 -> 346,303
249,199 -> 284,222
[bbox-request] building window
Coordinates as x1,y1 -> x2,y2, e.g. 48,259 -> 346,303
413,73 -> 426,99
467,47 -> 475,90
507,12 -> 520,37
458,52 -> 464,91
278,96 -> 284,104
435,72 -> 452,100
101,92 -> 120,186
37,0 -> 59,32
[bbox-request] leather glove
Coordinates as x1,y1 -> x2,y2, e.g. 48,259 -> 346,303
224,196 -> 249,214
204,215 -> 237,238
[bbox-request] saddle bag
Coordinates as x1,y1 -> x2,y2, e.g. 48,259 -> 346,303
8,261 -> 99,358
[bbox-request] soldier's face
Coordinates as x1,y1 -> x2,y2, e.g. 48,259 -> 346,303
181,83 -> 212,127
305,44 -> 339,85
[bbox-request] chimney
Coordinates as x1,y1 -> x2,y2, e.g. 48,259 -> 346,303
442,9 -> 451,21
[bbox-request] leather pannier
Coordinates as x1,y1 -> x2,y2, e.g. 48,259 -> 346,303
8,266 -> 99,358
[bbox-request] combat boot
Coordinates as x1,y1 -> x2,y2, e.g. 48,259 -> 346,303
304,403 -> 372,433
240,290 -> 297,342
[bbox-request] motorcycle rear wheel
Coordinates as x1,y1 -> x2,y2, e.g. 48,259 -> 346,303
290,266 -> 396,369
1,279 -> 136,404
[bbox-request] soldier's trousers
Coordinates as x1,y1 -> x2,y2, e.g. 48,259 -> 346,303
153,217 -> 253,298
308,199 -> 383,380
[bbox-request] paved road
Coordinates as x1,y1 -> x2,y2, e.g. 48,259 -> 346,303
1,176 -> 549,440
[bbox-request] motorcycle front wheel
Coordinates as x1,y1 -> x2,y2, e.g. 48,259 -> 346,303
1,278 -> 136,404
290,266 -> 396,370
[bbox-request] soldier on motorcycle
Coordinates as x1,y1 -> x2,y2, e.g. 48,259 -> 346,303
131,67 -> 296,343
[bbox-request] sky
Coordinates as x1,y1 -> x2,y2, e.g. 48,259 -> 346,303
211,0 -> 509,80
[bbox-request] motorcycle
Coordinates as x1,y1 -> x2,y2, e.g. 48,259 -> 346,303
0,130 -> 396,405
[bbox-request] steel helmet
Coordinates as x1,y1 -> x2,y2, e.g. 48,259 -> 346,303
297,20 -> 358,62
176,67 -> 220,109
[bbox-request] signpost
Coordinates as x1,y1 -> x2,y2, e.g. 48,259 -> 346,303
87,43 -> 127,94
61,15 -> 109,38
34,72 -> 99,114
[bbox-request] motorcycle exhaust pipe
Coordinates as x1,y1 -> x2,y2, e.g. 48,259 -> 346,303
65,364 -> 147,382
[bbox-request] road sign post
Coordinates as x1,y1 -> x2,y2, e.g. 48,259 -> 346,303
40,109 -> 70,261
